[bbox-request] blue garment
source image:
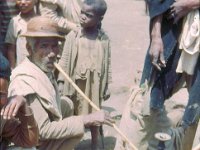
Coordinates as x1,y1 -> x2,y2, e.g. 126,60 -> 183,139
141,0 -> 200,126
0,51 -> 11,80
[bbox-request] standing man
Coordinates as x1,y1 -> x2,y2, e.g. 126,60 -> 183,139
8,16 -> 113,150
140,0 -> 200,149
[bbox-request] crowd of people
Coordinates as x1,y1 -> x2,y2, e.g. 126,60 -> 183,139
0,0 -> 199,150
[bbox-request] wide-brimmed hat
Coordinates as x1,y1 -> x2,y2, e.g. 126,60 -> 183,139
21,16 -> 64,40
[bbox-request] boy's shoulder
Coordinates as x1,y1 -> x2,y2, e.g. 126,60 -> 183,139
98,29 -> 110,41
65,30 -> 78,40
11,14 -> 22,22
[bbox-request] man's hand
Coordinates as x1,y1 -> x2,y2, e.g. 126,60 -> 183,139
1,95 -> 27,119
169,0 -> 200,23
83,110 -> 115,127
103,84 -> 110,100
149,37 -> 166,71
150,14 -> 166,71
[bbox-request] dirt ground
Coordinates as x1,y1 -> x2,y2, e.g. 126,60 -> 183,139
75,0 -> 189,150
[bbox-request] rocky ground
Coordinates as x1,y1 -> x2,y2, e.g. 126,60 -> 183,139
76,0 -> 189,150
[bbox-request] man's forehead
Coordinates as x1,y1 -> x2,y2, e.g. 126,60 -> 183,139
36,37 -> 59,43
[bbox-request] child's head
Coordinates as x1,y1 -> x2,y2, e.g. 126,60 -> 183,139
16,0 -> 37,14
80,0 -> 107,29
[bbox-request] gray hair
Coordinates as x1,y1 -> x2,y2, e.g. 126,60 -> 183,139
26,37 -> 37,51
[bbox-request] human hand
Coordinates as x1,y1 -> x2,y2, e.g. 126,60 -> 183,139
168,0 -> 199,23
1,95 -> 27,120
83,110 -> 115,127
103,84 -> 110,100
58,81 -> 64,96
149,37 -> 166,71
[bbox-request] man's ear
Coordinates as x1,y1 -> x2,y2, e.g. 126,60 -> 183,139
26,43 -> 32,56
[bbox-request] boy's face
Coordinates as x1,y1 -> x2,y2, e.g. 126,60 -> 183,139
80,3 -> 101,29
16,0 -> 36,14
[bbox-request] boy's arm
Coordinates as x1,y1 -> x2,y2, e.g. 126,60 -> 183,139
57,31 -> 75,95
149,14 -> 165,71
5,19 -> 16,69
103,39 -> 112,100
6,44 -> 16,69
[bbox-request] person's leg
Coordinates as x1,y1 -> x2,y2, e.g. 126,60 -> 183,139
181,68 -> 200,127
60,96 -> 74,118
90,126 -> 100,150
38,135 -> 83,150
150,47 -> 182,110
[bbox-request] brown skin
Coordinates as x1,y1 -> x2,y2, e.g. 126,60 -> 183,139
149,14 -> 165,71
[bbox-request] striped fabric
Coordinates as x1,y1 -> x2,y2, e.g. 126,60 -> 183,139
0,0 -> 19,42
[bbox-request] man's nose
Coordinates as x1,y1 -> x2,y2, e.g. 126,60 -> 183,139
21,0 -> 26,4
48,52 -> 56,58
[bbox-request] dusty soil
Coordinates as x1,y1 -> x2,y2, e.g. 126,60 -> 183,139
75,0 -> 189,150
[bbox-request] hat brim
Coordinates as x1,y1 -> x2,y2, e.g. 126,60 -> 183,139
21,31 -> 65,40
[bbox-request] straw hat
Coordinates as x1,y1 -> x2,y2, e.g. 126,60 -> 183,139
21,16 -> 64,40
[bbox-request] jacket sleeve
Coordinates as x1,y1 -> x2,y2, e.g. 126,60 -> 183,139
2,108 -> 38,148
58,31 -> 75,82
27,94 -> 84,140
39,1 -> 77,33
146,0 -> 174,19
107,40 -> 112,84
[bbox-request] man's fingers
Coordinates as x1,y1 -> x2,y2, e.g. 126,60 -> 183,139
7,102 -> 17,119
12,102 -> 21,117
2,103 -> 12,119
152,55 -> 162,71
159,52 -> 166,67
152,62 -> 161,71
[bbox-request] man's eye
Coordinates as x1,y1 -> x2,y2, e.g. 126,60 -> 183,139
40,44 -> 47,48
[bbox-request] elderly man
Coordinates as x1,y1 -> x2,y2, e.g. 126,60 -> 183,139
8,16 -> 113,150
0,52 -> 38,149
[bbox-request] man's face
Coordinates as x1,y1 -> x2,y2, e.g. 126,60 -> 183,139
31,37 -> 59,73
16,0 -> 36,14
80,3 -> 100,29
0,78 -> 8,109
